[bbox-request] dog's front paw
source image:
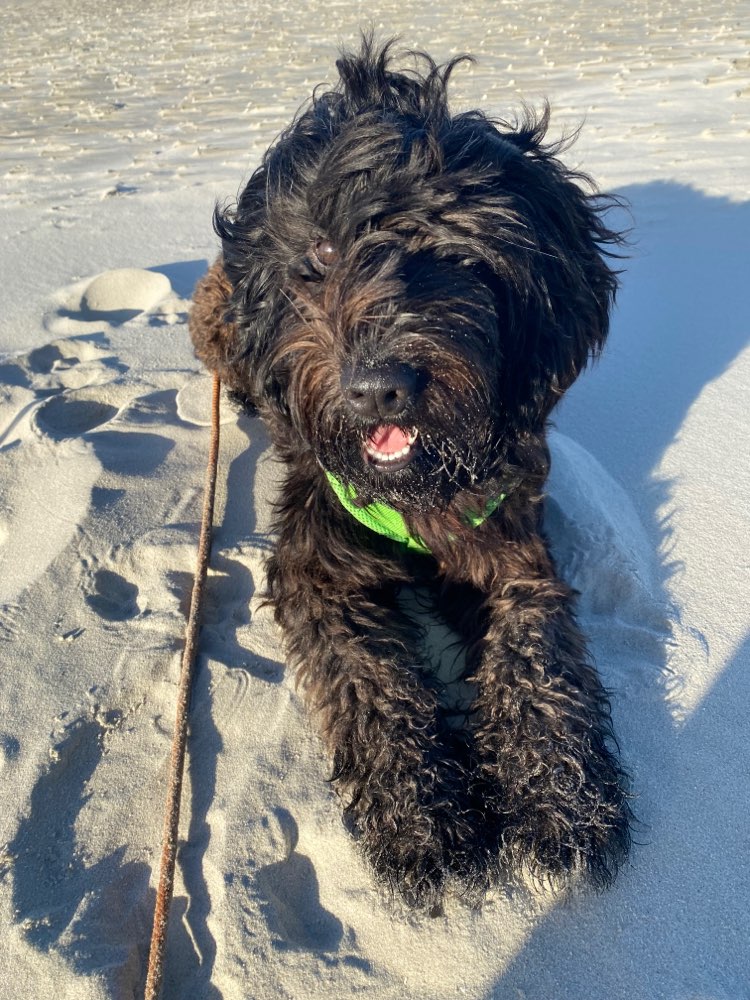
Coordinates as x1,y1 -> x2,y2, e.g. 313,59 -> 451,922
339,749 -> 476,911
482,733 -> 632,887
349,806 -> 449,911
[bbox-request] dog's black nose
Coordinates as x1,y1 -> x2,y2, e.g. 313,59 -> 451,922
341,362 -> 418,420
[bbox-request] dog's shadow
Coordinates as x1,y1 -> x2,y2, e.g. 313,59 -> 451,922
484,182 -> 750,997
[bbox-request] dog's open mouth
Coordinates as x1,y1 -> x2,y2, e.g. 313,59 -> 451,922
363,425 -> 420,471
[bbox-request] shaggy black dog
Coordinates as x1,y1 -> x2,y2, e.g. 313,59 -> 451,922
190,38 -> 632,911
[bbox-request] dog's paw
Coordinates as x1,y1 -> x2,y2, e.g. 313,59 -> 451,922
485,737 -> 633,889
354,814 -> 449,912
340,751 -> 476,911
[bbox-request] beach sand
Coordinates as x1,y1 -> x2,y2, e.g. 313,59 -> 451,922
1,2 -> 749,997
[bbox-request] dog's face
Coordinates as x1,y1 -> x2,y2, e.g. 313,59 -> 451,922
213,41 -> 621,511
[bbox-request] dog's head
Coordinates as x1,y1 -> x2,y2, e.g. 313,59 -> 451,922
197,38 -> 623,511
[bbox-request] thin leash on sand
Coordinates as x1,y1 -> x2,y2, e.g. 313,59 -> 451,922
144,372 -> 221,1000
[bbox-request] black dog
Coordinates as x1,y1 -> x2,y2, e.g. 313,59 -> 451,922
190,38 -> 632,910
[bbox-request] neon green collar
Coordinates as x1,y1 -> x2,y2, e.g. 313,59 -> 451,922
325,471 -> 504,555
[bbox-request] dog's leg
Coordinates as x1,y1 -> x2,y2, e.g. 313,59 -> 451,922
266,500 -> 476,910
447,534 -> 632,888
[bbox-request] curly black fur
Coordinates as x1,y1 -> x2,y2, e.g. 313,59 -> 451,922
190,36 -> 632,911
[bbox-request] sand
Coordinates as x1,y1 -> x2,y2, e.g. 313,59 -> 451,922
1,1 -> 749,997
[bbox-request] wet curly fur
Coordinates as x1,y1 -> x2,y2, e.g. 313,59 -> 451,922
190,38 -> 632,911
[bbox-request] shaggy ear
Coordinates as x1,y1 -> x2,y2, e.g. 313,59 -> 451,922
209,174 -> 296,418
480,111 -> 624,428
526,175 -> 622,427
189,257 -> 255,405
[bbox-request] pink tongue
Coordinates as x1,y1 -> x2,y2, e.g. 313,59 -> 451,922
367,424 -> 410,454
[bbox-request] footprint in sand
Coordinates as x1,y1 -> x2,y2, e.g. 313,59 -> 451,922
84,568 -> 140,622
34,395 -> 120,441
31,380 -> 175,476
26,342 -> 81,376
1,333 -> 125,410
254,808 -> 344,953
0,333 -> 126,454
26,335 -> 126,390
77,529 -> 203,650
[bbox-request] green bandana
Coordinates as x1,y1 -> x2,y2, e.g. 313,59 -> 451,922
324,471 -> 504,555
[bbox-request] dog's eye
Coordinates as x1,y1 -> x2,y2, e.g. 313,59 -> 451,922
311,238 -> 339,271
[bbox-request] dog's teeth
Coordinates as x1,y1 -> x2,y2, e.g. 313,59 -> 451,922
363,427 -> 419,465
366,431 -> 418,456
366,443 -> 412,462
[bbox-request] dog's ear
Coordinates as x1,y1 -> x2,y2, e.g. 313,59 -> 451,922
189,257 -> 255,405
468,110 -> 624,429
194,174 -> 293,416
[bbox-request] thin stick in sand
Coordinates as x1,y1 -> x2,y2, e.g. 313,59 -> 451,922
144,373 -> 221,999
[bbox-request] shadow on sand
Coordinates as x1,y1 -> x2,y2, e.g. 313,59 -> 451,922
484,181 -> 750,997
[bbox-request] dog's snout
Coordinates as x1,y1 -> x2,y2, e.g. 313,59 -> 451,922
342,363 -> 418,420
